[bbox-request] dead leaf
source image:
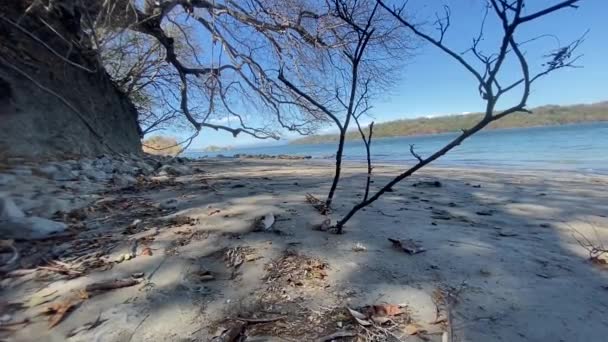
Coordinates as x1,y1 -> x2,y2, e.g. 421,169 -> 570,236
77,289 -> 89,300
141,247 -> 153,256
195,270 -> 215,282
44,299 -> 79,328
305,193 -> 329,214
347,307 -> 372,326
252,213 -> 275,232
26,290 -> 59,308
591,255 -> 608,265
213,321 -> 246,342
85,278 -> 139,293
404,323 -> 427,336
498,230 -> 518,237
388,238 -> 426,254
371,304 -> 403,317
262,213 -> 275,230
371,315 -> 391,324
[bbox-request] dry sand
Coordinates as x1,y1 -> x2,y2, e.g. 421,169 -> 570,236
2,158 -> 608,341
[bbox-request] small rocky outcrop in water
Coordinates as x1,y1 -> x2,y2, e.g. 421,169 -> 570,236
0,153 -> 196,240
234,154 -> 312,160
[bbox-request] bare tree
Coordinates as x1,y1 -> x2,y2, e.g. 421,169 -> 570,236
15,0 -> 361,150
332,0 -> 585,233
277,0 -> 406,211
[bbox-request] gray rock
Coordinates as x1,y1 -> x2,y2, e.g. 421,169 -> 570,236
82,168 -> 110,182
37,164 -> 59,177
158,164 -> 191,176
0,173 -> 16,186
9,167 -> 33,177
112,174 -> 137,188
38,164 -> 79,181
114,162 -> 139,175
159,198 -> 178,209
137,161 -> 155,175
94,157 -> 115,173
79,159 -> 94,171
0,195 -> 25,220
32,197 -> 71,218
63,160 -> 79,169
0,216 -> 68,240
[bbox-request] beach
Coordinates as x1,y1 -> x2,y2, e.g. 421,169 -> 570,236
2,158 -> 608,341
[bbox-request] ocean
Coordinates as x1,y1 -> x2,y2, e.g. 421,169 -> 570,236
186,122 -> 608,174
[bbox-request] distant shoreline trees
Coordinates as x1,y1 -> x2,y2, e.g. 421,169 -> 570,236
291,101 -> 608,145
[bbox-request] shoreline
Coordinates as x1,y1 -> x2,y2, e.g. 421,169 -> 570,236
289,118 -> 608,145
202,155 -> 608,177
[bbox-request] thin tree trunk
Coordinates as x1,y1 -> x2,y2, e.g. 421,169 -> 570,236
325,128 -> 347,209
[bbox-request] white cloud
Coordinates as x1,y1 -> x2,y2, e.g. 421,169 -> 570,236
208,117 -> 231,124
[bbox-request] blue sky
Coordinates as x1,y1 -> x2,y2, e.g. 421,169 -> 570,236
185,0 -> 607,149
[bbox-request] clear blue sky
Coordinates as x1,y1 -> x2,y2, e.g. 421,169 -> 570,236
184,0 -> 607,149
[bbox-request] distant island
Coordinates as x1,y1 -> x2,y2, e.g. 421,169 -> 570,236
290,101 -> 608,145
197,145 -> 234,152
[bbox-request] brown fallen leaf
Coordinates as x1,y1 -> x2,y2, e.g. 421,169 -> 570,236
371,304 -> 403,317
77,289 -> 89,300
44,299 -> 79,328
26,289 -> 59,308
404,323 -> 427,335
388,238 -> 426,254
85,278 -> 139,293
141,247 -> 153,256
208,209 -> 221,216
305,193 -> 329,214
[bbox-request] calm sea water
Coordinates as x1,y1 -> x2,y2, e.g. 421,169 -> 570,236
186,122 -> 608,174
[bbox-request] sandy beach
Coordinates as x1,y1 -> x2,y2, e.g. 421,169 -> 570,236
2,158 -> 608,341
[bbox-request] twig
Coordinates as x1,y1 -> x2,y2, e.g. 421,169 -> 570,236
0,241 -> 19,271
317,330 -> 357,342
377,209 -> 397,218
235,315 -> 286,324
127,313 -> 150,342
410,144 -> 423,162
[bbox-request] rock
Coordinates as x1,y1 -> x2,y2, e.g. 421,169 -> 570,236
234,153 -> 311,160
112,174 -> 137,188
94,157 -> 115,173
38,164 -> 79,181
114,162 -> 140,175
159,198 -> 178,209
412,180 -> 442,188
32,197 -> 71,218
9,167 -> 32,177
0,196 -> 25,220
0,216 -> 68,240
0,173 -> 16,186
79,159 -> 94,171
82,168 -> 110,182
137,161 -> 155,175
37,164 -> 59,177
157,164 -> 191,176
